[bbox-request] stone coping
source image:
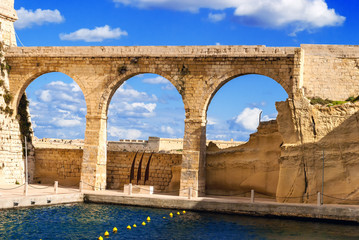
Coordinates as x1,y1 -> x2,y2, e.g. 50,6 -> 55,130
5,45 -> 297,58
1,185 -> 359,223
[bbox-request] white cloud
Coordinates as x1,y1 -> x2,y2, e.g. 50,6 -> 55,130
143,76 -> 168,84
113,83 -> 158,102
15,7 -> 64,29
48,81 -> 68,87
208,13 -> 226,22
52,119 -> 82,127
39,90 -> 52,102
142,76 -> 175,91
70,83 -> 82,92
235,107 -> 262,131
207,117 -> 217,125
60,25 -> 128,42
233,0 -> 345,35
108,126 -> 142,139
161,126 -> 176,135
29,79 -> 87,139
114,0 -> 345,34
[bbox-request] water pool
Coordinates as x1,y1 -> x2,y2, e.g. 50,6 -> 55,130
0,203 -> 359,239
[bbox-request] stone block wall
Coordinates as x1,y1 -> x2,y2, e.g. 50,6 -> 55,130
33,146 -> 182,192
302,44 -> 359,100
106,151 -> 182,192
0,0 -> 17,47
34,148 -> 83,186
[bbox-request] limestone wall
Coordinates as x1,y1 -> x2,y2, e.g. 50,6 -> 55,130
206,120 -> 282,197
107,151 -> 182,192
302,44 -> 359,100
276,97 -> 359,204
33,146 -> 182,192
34,148 -> 82,186
0,41 -> 26,184
0,0 -> 17,47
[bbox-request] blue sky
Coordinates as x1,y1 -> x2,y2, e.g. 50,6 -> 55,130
13,0 -> 358,141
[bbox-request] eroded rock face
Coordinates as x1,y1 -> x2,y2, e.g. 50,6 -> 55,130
276,97 -> 359,203
206,120 -> 282,197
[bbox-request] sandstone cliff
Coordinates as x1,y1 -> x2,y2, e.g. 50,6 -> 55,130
276,97 -> 359,204
206,120 -> 282,197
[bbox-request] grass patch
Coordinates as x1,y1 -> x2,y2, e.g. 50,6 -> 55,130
310,96 -> 359,106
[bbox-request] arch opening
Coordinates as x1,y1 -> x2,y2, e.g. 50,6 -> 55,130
206,74 -> 288,143
205,74 -> 288,197
21,72 -> 86,186
106,73 -> 185,192
24,72 -> 87,140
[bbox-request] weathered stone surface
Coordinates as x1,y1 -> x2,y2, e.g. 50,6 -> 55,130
277,98 -> 359,203
2,2 -> 359,202
206,120 -> 282,197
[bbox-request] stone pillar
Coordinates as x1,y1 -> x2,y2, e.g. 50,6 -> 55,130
80,115 -> 107,191
179,117 -> 207,197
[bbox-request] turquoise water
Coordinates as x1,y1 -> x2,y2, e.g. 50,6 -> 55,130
0,203 -> 359,239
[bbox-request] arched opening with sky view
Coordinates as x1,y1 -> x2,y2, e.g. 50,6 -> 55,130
25,72 -> 87,140
206,74 -> 288,142
107,73 -> 185,141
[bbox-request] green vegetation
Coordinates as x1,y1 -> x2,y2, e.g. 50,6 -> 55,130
310,96 -> 359,106
3,90 -> 13,105
17,94 -> 33,143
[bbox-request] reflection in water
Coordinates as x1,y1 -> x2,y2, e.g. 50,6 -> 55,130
0,203 -> 358,239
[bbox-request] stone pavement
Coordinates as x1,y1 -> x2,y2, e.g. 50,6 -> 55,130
1,183 -> 359,223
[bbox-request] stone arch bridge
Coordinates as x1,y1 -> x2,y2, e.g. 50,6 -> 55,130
5,44 -> 359,196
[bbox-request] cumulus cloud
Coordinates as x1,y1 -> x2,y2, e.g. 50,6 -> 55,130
109,102 -> 157,118
39,90 -> 52,102
114,0 -> 345,34
142,76 -> 168,84
60,25 -> 128,42
29,79 -> 87,139
52,118 -> 82,127
114,83 -> 158,102
233,0 -> 345,35
235,107 -> 262,131
161,126 -> 176,136
142,76 -> 175,91
15,7 -> 64,29
208,13 -> 226,22
108,126 -> 142,139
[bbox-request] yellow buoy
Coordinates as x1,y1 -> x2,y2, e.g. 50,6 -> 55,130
142,222 -> 146,226
147,216 -> 151,221
127,225 -> 132,230
183,210 -> 186,214
133,224 -> 137,228
169,212 -> 173,217
98,236 -> 103,240
177,212 -> 180,215
113,227 -> 118,233
104,231 -> 109,237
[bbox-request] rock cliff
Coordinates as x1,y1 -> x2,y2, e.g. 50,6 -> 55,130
206,120 -> 282,197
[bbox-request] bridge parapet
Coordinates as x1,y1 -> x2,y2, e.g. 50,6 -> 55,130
5,45 -> 297,58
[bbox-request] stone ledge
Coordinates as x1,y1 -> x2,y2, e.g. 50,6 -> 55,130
85,193 -> 359,223
5,46 -> 297,58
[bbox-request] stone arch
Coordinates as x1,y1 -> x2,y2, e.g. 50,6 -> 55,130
99,68 -> 184,117
12,69 -> 88,114
203,69 -> 291,118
